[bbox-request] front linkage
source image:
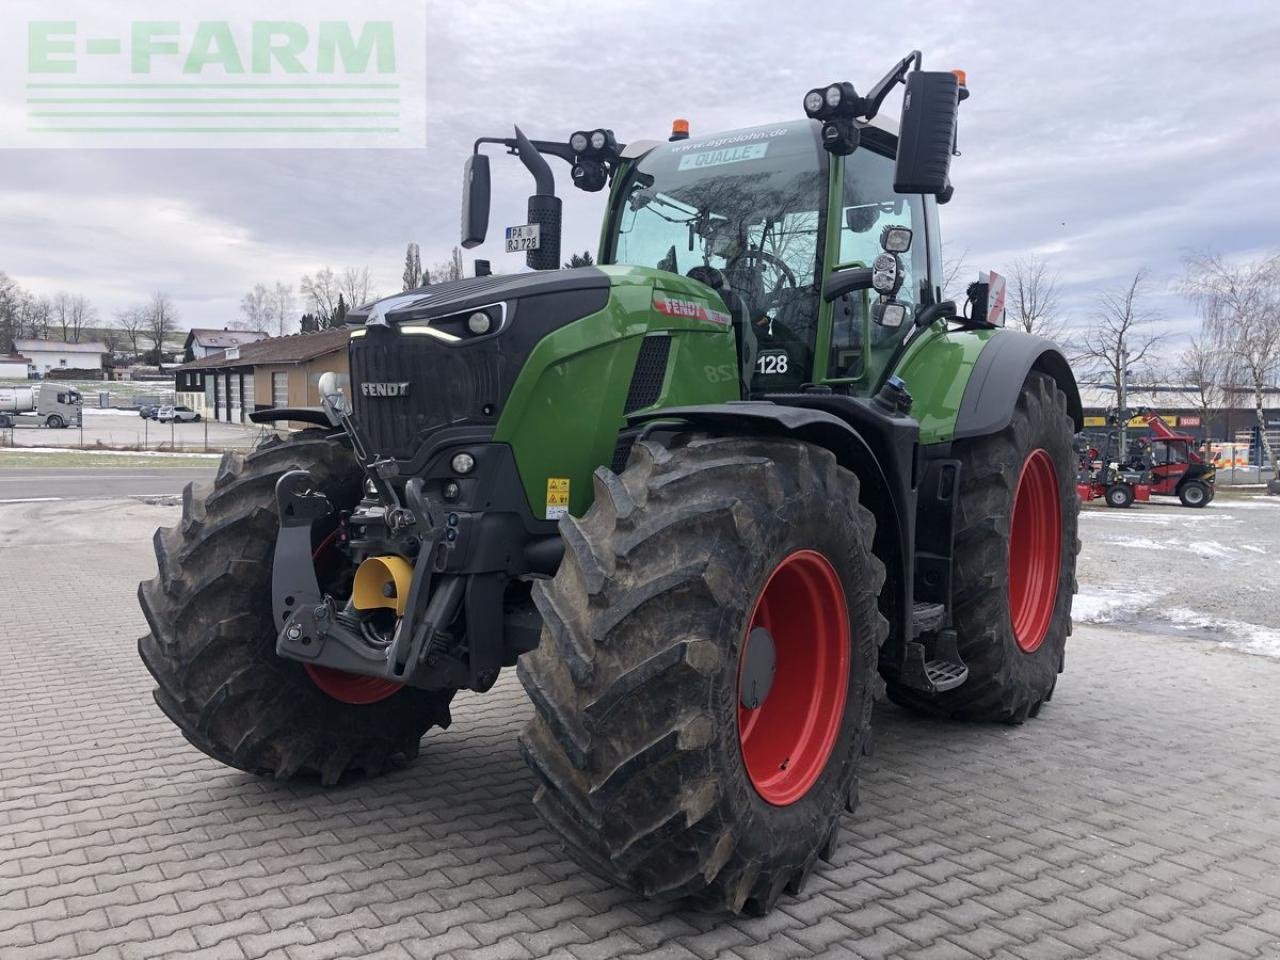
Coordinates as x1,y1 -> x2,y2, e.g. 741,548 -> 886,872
271,467 -> 462,690
267,382 -> 540,695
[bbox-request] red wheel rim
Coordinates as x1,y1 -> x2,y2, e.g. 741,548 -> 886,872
303,530 -> 403,705
304,664 -> 403,705
1008,449 -> 1061,653
737,550 -> 850,806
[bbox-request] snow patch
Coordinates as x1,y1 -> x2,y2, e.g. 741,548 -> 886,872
1073,588 -> 1159,624
1157,607 -> 1280,659
1185,541 -> 1238,561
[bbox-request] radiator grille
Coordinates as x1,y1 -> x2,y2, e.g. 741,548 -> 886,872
349,333 -> 502,460
623,336 -> 671,415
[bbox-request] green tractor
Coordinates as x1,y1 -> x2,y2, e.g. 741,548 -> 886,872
139,52 -> 1081,914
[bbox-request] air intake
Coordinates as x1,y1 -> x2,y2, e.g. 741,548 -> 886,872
623,336 -> 671,415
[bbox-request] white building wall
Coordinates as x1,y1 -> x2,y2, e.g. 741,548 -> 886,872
23,347 -> 104,374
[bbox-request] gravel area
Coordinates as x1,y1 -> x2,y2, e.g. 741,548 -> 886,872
1076,489 -> 1280,657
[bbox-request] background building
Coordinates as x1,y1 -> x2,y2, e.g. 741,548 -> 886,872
0,353 -> 29,379
11,339 -> 110,378
174,328 -> 350,426
183,328 -> 270,361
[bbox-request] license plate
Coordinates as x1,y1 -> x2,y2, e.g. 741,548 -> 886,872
505,223 -> 541,252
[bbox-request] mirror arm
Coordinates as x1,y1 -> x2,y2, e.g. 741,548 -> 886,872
822,267 -> 874,303
858,50 -> 922,121
913,299 -> 956,329
471,136 -> 604,168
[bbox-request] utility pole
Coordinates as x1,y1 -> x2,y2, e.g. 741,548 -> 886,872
1118,343 -> 1129,464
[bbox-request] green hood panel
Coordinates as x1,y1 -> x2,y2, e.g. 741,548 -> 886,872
492,269 -> 739,517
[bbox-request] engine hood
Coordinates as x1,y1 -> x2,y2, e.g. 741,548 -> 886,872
346,266 -> 610,327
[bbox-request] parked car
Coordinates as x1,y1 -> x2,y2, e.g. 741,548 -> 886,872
138,404 -> 160,419
156,405 -> 201,423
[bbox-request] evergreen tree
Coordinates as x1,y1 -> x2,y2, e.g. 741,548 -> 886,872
402,243 -> 423,291
565,250 -> 595,268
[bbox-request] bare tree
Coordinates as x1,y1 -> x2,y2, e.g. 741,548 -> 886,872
52,292 -> 71,342
427,247 -> 465,284
340,266 -> 375,308
301,267 -> 341,321
99,314 -> 122,354
0,272 -> 17,353
1080,270 -> 1164,412
269,283 -> 295,337
941,245 -> 970,303
239,283 -> 274,332
17,293 -> 52,340
145,292 -> 179,362
1007,255 -> 1065,341
116,307 -> 146,358
1184,252 -> 1280,469
1177,333 -> 1227,440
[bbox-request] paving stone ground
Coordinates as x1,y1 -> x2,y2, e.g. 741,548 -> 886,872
2,498 -> 1279,960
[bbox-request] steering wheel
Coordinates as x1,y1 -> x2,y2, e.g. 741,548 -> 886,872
728,250 -> 799,314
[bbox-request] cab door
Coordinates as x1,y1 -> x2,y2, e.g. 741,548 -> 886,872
1148,440 -> 1189,494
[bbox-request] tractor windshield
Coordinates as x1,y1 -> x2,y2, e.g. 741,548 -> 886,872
606,120 -> 827,387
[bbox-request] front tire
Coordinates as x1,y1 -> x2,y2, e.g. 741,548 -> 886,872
138,430 -> 454,784
887,372 -> 1078,723
1106,483 -> 1134,508
519,436 -> 887,914
46,414 -> 64,429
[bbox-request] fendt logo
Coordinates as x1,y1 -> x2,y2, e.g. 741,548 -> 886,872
360,382 -> 410,398
4,0 -> 426,149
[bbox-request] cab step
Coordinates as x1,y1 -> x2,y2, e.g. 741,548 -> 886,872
898,623 -> 969,694
912,601 -> 945,637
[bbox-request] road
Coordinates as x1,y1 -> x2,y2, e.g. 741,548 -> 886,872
0,497 -> 1277,959
0,466 -> 214,502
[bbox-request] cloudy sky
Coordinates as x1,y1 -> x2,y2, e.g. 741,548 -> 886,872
2,0 -> 1278,348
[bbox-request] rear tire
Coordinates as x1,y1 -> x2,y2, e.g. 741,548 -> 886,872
1179,480 -> 1209,508
519,436 -> 887,914
138,430 -> 453,784
1106,483 -> 1134,508
886,372 -> 1078,723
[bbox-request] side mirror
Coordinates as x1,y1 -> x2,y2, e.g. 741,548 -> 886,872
461,153 -> 490,249
894,71 -> 959,198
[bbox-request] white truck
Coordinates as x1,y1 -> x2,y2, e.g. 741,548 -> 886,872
0,383 -> 83,428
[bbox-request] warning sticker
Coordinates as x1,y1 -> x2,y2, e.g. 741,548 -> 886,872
545,477 -> 570,520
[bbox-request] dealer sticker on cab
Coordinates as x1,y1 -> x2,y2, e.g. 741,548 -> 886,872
677,142 -> 769,171
545,477 -> 570,520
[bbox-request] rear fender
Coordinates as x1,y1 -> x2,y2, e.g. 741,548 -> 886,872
628,402 -> 913,656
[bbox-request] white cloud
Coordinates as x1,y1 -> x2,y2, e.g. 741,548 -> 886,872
0,0 -> 1277,338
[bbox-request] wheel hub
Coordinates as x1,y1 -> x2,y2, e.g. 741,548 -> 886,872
738,627 -> 777,710
737,549 -> 850,806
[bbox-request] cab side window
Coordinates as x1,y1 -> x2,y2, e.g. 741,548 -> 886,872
828,149 -> 927,379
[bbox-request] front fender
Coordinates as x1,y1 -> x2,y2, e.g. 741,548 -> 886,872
628,401 -> 913,658
954,332 -> 1083,440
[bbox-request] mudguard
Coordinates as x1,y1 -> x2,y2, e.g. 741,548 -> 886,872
954,332 -> 1082,440
628,400 -> 915,657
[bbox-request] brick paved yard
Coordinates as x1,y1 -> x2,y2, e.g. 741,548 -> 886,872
2,499 -> 1279,960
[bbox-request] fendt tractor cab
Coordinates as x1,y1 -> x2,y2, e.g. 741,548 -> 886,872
140,53 -> 1083,915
